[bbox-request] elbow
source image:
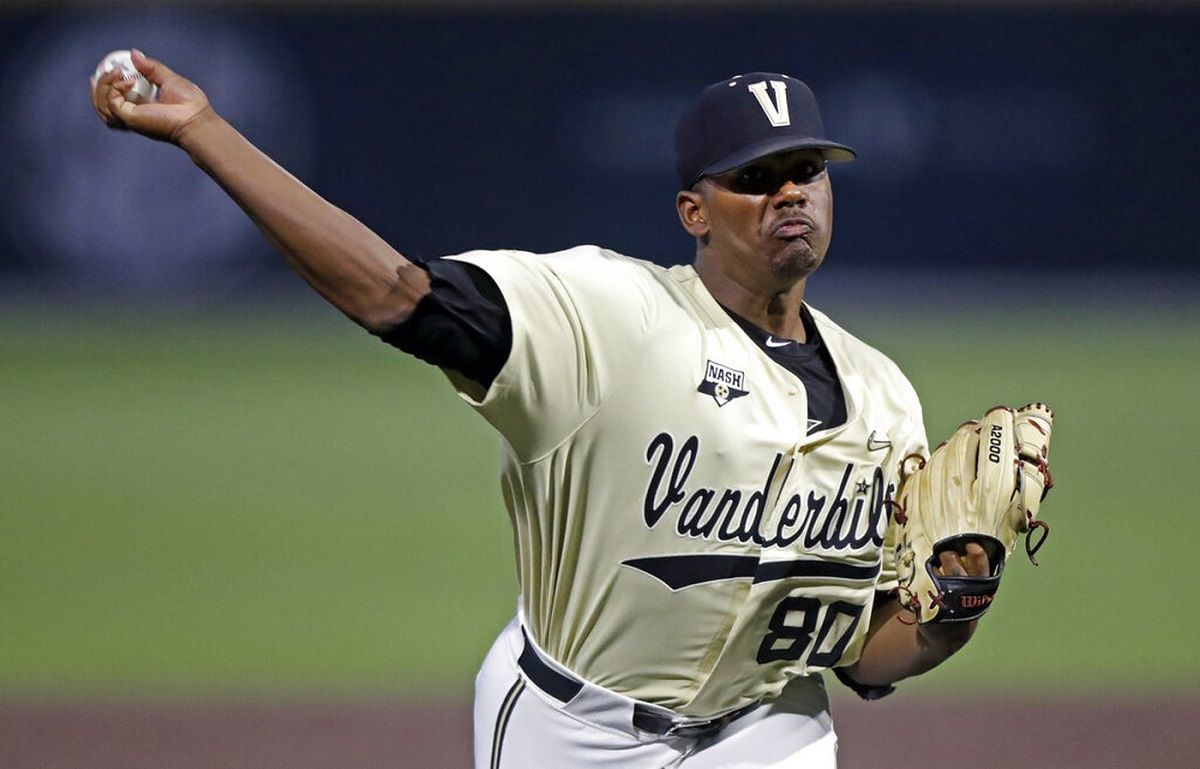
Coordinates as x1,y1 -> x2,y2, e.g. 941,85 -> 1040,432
358,299 -> 419,337
358,261 -> 432,336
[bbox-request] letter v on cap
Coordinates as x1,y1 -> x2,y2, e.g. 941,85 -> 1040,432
747,81 -> 791,127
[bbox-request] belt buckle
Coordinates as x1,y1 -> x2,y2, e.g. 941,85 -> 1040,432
664,710 -> 733,739
665,720 -> 717,739
634,700 -> 758,739
666,702 -> 756,738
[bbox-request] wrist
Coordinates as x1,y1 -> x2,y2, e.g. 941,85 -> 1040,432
173,106 -> 224,154
917,618 -> 978,656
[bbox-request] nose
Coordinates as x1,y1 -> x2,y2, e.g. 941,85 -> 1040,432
771,180 -> 809,207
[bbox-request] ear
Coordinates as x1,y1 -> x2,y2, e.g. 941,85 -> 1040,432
676,189 -> 710,238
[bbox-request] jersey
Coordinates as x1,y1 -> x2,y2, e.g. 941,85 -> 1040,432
444,245 -> 928,717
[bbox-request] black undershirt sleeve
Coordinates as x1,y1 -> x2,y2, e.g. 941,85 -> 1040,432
376,259 -> 513,389
833,666 -> 896,701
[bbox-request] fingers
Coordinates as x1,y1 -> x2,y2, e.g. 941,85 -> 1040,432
91,69 -> 116,115
937,543 -> 991,578
93,70 -> 134,128
937,550 -> 967,578
962,542 -> 990,576
108,84 -> 139,126
130,49 -> 172,87
91,49 -> 212,142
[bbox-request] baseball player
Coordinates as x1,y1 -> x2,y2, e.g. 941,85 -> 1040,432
93,54 -> 1007,767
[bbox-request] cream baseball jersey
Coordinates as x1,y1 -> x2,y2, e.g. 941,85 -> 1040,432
446,245 -> 928,717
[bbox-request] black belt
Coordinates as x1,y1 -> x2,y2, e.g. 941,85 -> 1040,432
517,631 -> 761,739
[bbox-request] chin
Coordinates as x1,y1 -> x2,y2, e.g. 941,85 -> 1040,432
771,242 -> 824,281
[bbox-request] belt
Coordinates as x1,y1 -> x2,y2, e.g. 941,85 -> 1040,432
517,631 -> 761,739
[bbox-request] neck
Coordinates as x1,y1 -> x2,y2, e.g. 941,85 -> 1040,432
694,252 -> 809,341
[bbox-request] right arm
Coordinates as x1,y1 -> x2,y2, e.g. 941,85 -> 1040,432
91,50 -> 429,332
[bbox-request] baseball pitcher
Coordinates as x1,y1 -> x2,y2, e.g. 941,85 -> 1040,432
92,53 -> 1056,768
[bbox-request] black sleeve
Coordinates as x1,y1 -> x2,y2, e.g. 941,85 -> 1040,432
376,259 -> 513,389
833,666 -> 896,701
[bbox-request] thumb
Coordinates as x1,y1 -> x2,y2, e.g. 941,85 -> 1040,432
130,49 -> 174,87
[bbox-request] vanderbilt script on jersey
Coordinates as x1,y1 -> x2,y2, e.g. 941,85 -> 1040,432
445,246 -> 927,716
639,433 -> 894,556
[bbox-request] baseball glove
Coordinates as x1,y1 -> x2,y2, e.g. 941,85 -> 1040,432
892,403 -> 1055,624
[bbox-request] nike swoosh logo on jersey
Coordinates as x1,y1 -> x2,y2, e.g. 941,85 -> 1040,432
765,336 -> 791,348
867,431 -> 892,451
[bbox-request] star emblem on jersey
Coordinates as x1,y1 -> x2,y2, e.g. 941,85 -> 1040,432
698,359 -> 749,407
854,479 -> 871,496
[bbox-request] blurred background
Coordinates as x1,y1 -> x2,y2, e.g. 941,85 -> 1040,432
1,1 -> 1197,767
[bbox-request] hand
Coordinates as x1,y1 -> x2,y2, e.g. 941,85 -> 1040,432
91,49 -> 214,144
916,542 -> 990,648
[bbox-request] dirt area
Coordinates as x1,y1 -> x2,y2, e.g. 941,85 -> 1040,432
2,694 -> 1195,768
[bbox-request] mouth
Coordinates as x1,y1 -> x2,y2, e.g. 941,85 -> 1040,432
769,215 -> 815,240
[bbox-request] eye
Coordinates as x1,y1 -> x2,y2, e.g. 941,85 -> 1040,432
792,159 -> 825,181
738,166 -> 767,186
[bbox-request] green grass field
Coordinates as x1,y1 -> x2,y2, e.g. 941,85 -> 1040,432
2,304 -> 1197,697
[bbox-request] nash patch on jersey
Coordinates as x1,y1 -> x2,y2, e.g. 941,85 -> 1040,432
698,359 -> 749,407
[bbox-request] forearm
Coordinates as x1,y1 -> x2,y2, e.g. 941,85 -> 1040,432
843,601 -> 977,686
176,111 -> 428,330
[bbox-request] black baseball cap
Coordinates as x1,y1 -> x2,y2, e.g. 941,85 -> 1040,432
674,73 -> 856,189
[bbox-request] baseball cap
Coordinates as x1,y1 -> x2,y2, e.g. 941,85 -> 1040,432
674,73 -> 855,189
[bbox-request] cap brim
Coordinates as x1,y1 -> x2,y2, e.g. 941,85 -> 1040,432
699,136 -> 856,181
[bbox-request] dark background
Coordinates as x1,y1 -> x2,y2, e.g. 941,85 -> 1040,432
1,4 -> 1196,299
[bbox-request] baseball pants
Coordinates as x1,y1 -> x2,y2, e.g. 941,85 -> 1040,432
474,615 -> 838,769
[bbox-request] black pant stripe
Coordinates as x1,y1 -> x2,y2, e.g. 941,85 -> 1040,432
490,678 -> 525,769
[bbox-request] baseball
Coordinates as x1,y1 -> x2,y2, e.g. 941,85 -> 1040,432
92,50 -> 158,104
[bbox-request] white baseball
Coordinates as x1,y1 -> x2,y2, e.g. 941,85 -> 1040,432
92,50 -> 159,104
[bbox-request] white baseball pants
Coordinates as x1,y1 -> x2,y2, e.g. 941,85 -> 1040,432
474,615 -> 838,769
